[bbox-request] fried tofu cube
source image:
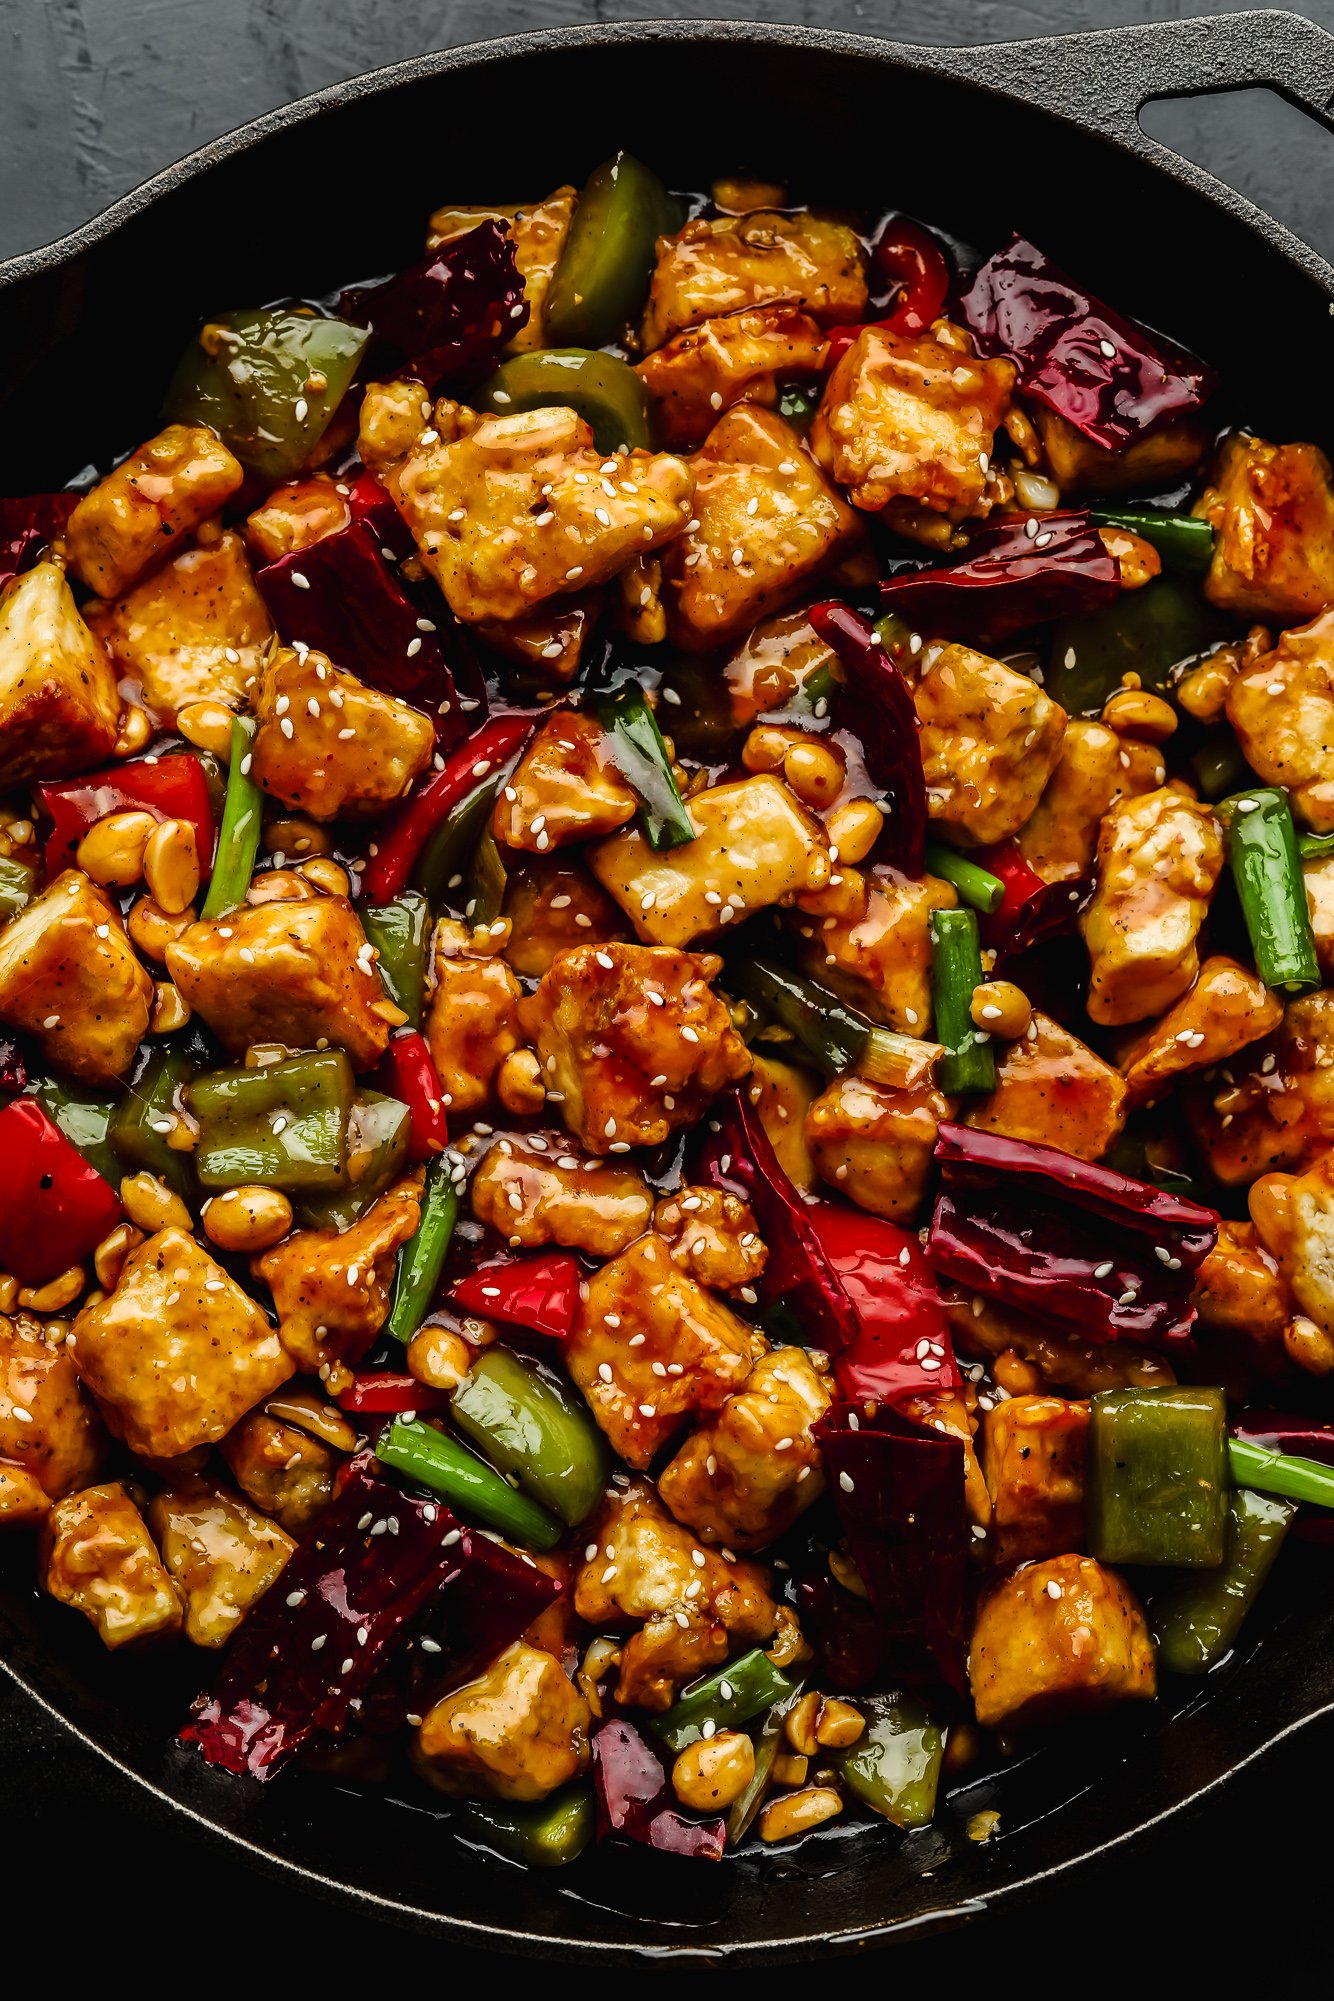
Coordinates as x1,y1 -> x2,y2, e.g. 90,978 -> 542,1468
414,1638 -> 590,1801
805,1074 -> 948,1222
0,1313 -> 104,1500
250,646 -> 434,821
1249,1151 -> 1334,1341
636,304 -> 828,450
747,1054 -> 820,1193
42,1482 -> 183,1648
83,528 -> 271,721
1197,433 -> 1334,623
651,1185 -> 768,1292
387,401 -> 693,626
969,1553 -> 1155,1730
0,562 -> 122,785
567,1232 -> 759,1467
966,1012 -> 1127,1161
69,1226 -> 293,1458
642,210 -> 867,351
0,870 -> 153,1084
243,473 -> 352,563
1184,991 -> 1334,1187
66,423 -> 245,598
499,854 -> 631,977
590,772 -> 831,945
1227,610 -> 1334,830
469,1136 -> 652,1257
0,1461 -> 50,1526
659,406 -> 863,651
357,378 -> 432,477
253,1176 -> 422,1374
426,187 -> 577,353
517,941 -> 751,1153
1117,957 -> 1283,1108
1305,854 -> 1334,979
981,1396 -> 1089,1564
799,862 -> 957,1035
916,641 -> 1066,847
1035,406 -> 1209,500
166,893 -> 393,1071
1081,787 -> 1224,1026
658,1346 -> 830,1551
219,1408 -> 337,1534
1017,719 -> 1165,882
1190,1218 -> 1291,1369
146,1476 -> 294,1647
491,708 -> 638,852
425,919 -> 523,1116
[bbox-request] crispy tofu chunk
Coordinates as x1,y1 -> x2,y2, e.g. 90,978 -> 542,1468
0,562 -> 122,784
469,1135 -> 652,1257
517,941 -> 750,1153
1227,610 -> 1334,830
0,1462 -> 50,1526
1305,855 -> 1334,979
492,709 -> 637,852
414,1638 -> 591,1801
1249,1151 -> 1334,1340
167,893 -> 393,1071
747,1054 -> 820,1192
1117,957 -> 1283,1108
572,1478 -> 780,1708
219,1408 -> 337,1534
1017,719 -> 1164,882
83,528 -> 271,720
798,863 -> 957,1034
590,772 -> 831,945
0,870 -> 153,1084
70,1227 -> 293,1458
642,210 -> 867,351
966,1012 -> 1126,1161
67,424 -> 244,598
500,853 -> 631,977
969,1553 -> 1155,1730
1035,406 -> 1209,500
425,919 -> 523,1116
1081,787 -> 1224,1026
250,646 -> 434,821
147,1476 -> 294,1647
812,322 -> 1014,539
254,1175 -> 422,1374
651,1185 -> 768,1292
42,1482 -> 183,1648
659,406 -> 862,651
243,473 -> 352,562
1191,1218 -> 1291,1370
567,1232 -> 759,1467
981,1396 -> 1089,1565
387,401 -> 693,626
636,305 -> 827,450
805,1075 -> 948,1222
426,187 -> 577,354
916,642 -> 1066,847
357,378 -> 432,477
0,1313 -> 104,1500
1197,433 -> 1334,623
1185,991 -> 1334,1187
658,1346 -> 830,1551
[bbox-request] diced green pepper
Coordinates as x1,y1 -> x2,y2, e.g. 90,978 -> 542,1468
412,776 -> 501,906
726,1680 -> 807,1847
730,955 -> 924,1088
1219,787 -> 1321,995
386,1151 -> 459,1342
836,1691 -> 945,1830
1048,577 -> 1233,716
185,1050 -> 354,1192
450,1345 -> 608,1528
545,153 -> 682,349
1087,506 -> 1215,575
476,348 -> 651,453
296,1092 -> 412,1230
457,1782 -> 595,1867
376,1414 -> 562,1549
1088,1385 -> 1228,1567
654,1648 -> 800,1755
164,306 -> 369,481
0,856 -> 34,920
777,383 -> 821,435
361,893 -> 432,1028
1152,1488 -> 1295,1674
109,1045 -> 198,1202
1300,830 -> 1334,862
595,682 -> 695,851
465,828 -> 508,927
32,1080 -> 120,1188
200,718 -> 263,920
930,907 -> 995,1096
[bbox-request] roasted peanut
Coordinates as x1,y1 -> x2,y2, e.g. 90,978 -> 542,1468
1098,525 -> 1162,590
76,809 -> 156,887
93,1223 -> 145,1292
993,1346 -> 1046,1398
407,1325 -> 474,1392
128,895 -> 197,964
497,1049 -> 546,1116
202,1185 -> 294,1253
151,980 -> 191,1034
771,1750 -> 809,1788
142,817 -> 200,915
783,1690 -> 822,1758
299,856 -> 351,897
120,1172 -> 193,1235
970,980 -> 1032,1040
826,797 -> 884,866
711,175 -> 788,212
267,815 -> 334,859
741,723 -> 792,774
758,1786 -> 843,1842
671,1730 -> 755,1811
1101,687 -> 1178,744
18,1264 -> 86,1313
112,704 -> 154,758
1285,1314 -> 1334,1375
783,738 -> 846,809
176,700 -> 237,756
814,1698 -> 866,1750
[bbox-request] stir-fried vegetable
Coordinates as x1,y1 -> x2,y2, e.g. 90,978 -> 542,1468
1219,787 -> 1321,995
478,348 -> 651,452
199,719 -> 263,919
594,681 -> 695,849
1088,1386 -> 1229,1567
386,1152 -> 460,1343
929,907 -> 996,1095
545,153 -> 681,347
165,307 -> 369,480
1153,1490 -> 1296,1672
376,1415 -> 563,1550
450,1346 -> 608,1526
186,1050 -> 355,1192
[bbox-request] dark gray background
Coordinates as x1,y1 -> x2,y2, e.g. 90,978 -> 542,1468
2,0 -> 1331,1975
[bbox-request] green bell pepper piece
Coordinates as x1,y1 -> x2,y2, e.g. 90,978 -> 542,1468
457,1782 -> 595,1867
1048,577 -> 1233,716
1219,787 -> 1321,995
1088,1385 -> 1228,1567
1152,1488 -> 1295,1674
296,1092 -> 412,1231
185,1049 -> 354,1192
450,1345 -> 608,1528
476,348 -> 651,453
654,1648 -> 800,1755
465,828 -> 508,927
777,383 -> 821,435
545,153 -> 682,349
1087,506 -> 1215,575
930,907 -> 995,1096
836,1691 -> 945,1830
32,1080 -> 120,1188
361,893 -> 431,1028
412,776 -> 502,906
595,682 -> 695,850
376,1414 -> 562,1549
109,1045 -> 198,1202
726,1679 -> 807,1847
386,1151 -> 459,1342
164,305 -> 369,481
200,718 -> 264,919
0,856 -> 35,920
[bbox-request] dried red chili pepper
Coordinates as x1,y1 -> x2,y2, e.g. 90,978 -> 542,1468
375,1031 -> 448,1161
808,599 -> 927,877
342,219 -> 528,387
360,713 -> 536,903
592,1717 -> 726,1860
879,511 -> 1120,641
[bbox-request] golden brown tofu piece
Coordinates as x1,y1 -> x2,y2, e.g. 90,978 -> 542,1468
573,1478 -> 780,1708
981,1396 -> 1088,1565
658,1346 -> 830,1551
812,322 -> 1014,539
747,1054 -> 819,1193
969,1553 -> 1155,1730
1249,1151 -> 1334,1341
147,1476 -> 294,1647
1035,406 -> 1209,499
659,406 -> 862,651
387,401 -> 693,626
1191,1218 -> 1291,1370
916,641 -> 1066,848
567,1232 -> 759,1468
798,862 -> 957,1035
1118,957 -> 1284,1108
517,941 -> 750,1154
0,1314 -> 104,1500
0,870 -> 153,1085
500,854 -> 631,978
0,1461 -> 49,1526
425,918 -> 523,1116
254,1175 -> 422,1375
70,1227 -> 293,1458
250,646 -> 434,821
642,210 -> 867,351
966,1012 -> 1126,1161
1197,433 -> 1334,623
1017,719 -> 1164,883
1185,991 -> 1334,1187
219,1408 -> 337,1534
651,1185 -> 768,1293
42,1482 -> 183,1649
0,562 -> 122,785
243,473 -> 352,563
357,379 -> 432,477
492,709 -> 637,852
947,1289 -> 1176,1398
805,1074 -> 948,1222
590,772 -> 831,946
1081,787 -> 1224,1026
1227,610 -> 1334,830
1305,855 -> 1334,979
83,528 -> 271,721
426,187 -> 577,354
414,1639 -> 591,1801
470,1135 -> 652,1257
167,893 -> 393,1071
636,305 -> 827,450
67,424 -> 244,598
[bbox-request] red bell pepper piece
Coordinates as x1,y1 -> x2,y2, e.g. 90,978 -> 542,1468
808,600 -> 926,877
38,754 -> 216,880
825,216 -> 952,368
376,1031 -> 448,1161
450,1251 -> 582,1341
807,1202 -> 960,1405
592,1717 -> 726,1860
336,1371 -> 451,1415
361,712 -> 536,902
0,493 -> 76,590
0,1098 -> 122,1285
974,837 -> 1095,962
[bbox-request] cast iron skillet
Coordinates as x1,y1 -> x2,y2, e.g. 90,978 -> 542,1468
2,9 -> 1334,1961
